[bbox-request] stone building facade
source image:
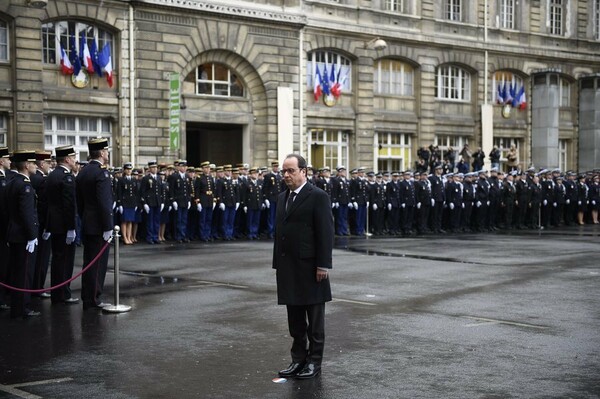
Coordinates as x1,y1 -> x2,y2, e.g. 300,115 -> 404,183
1,0 -> 599,171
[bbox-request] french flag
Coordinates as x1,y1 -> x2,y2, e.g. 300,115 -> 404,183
80,33 -> 95,74
330,64 -> 342,99
517,86 -> 527,110
313,65 -> 322,101
98,43 -> 113,87
59,43 -> 73,75
496,82 -> 504,104
321,64 -> 331,96
503,81 -> 513,104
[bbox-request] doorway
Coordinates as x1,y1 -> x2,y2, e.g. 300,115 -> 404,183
186,123 -> 243,166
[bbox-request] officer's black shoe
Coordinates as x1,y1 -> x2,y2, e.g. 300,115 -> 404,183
278,362 -> 305,378
295,363 -> 321,379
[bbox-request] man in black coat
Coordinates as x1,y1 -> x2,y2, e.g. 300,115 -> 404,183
46,145 -> 79,304
76,138 -> 114,310
0,146 -> 12,310
273,154 -> 333,380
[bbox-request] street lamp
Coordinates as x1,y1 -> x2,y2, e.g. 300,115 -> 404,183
364,38 -> 388,51
27,0 -> 47,8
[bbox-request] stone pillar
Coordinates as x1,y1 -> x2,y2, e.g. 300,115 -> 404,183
578,75 -> 600,172
531,72 -> 560,169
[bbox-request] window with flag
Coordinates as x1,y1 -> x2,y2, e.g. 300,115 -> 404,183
306,51 -> 352,98
308,129 -> 349,171
385,0 -> 406,13
0,20 -> 8,62
374,60 -> 414,96
548,0 -> 565,35
491,71 -> 525,108
44,115 -> 112,160
0,114 -> 6,147
435,65 -> 470,101
445,0 -> 462,22
375,132 -> 411,172
195,63 -> 244,98
41,21 -> 114,85
499,0 -> 516,29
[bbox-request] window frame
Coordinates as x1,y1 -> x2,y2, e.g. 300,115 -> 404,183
306,51 -> 352,94
0,114 -> 6,147
307,129 -> 349,171
436,65 -> 471,102
44,115 -> 112,161
446,0 -> 462,22
558,139 -> 569,171
493,137 -> 522,165
195,63 -> 245,98
499,0 -> 516,30
374,59 -> 414,97
385,0 -> 405,13
594,0 -> 600,40
375,131 -> 412,172
434,135 -> 470,164
0,19 -> 8,63
548,0 -> 565,36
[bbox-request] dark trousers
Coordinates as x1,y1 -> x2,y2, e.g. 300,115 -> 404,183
146,206 -> 161,242
222,206 -> 236,239
417,205 -> 430,233
33,233 -> 52,290
50,234 -> 76,303
0,238 -> 10,305
461,202 -> 473,230
286,303 -> 325,365
174,207 -> 187,241
199,206 -> 213,241
266,201 -> 277,236
246,209 -> 261,239
401,205 -> 414,233
355,204 -> 366,235
335,205 -> 349,235
8,242 -> 37,318
430,201 -> 443,232
82,235 -> 110,308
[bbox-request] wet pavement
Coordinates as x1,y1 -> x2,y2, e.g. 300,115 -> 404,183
1,225 -> 600,398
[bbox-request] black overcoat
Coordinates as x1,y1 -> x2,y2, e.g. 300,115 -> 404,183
272,183 -> 333,306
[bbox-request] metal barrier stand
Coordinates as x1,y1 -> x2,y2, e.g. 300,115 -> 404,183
103,225 -> 132,313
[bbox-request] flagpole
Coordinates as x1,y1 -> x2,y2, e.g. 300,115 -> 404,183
129,4 -> 136,166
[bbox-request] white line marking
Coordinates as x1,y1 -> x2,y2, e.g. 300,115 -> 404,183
332,298 -> 376,306
0,378 -> 73,399
189,280 -> 248,289
461,316 -> 548,330
12,378 -> 73,388
464,322 -> 499,328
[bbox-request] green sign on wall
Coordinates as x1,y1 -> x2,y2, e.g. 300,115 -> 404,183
169,72 -> 180,152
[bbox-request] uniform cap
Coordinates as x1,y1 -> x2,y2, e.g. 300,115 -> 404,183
158,171 -> 166,176
366,171 -> 374,177
55,145 -> 76,158
232,167 -> 239,173
455,173 -> 464,178
148,160 -> 158,167
11,150 -> 36,163
194,167 -> 202,173
216,166 -> 224,172
249,167 -> 257,173
186,167 -> 195,173
0,147 -> 9,158
490,167 -> 498,172
271,161 -> 279,167
178,159 -> 188,166
478,169 -> 488,174
392,171 -> 400,176
434,163 -> 443,170
527,167 -> 536,173
223,164 -> 232,171
201,161 -> 210,167
383,171 -> 390,176
123,162 -> 133,169
35,150 -> 52,161
375,172 -> 382,178
403,170 -> 413,176
88,137 -> 109,152
336,165 -> 346,171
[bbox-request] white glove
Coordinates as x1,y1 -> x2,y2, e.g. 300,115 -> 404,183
103,230 -> 112,242
348,202 -> 354,209
118,206 -> 123,214
543,200 -> 547,206
134,206 -> 138,212
42,230 -> 51,240
373,204 -> 378,211
592,200 -> 596,206
417,202 -> 421,209
401,203 -> 406,208
431,199 -> 435,207
187,201 -> 191,210
476,201 -> 482,208
366,202 -> 370,209
66,230 -> 76,245
219,203 -> 225,211
144,204 -> 150,214
172,201 -> 178,211
160,203 -> 164,212
26,238 -> 38,253
235,202 -> 240,211
461,203 -> 465,209
331,202 -> 335,209
244,206 -> 248,213
261,203 -> 266,210
353,202 -> 358,209
486,201 -> 490,206
387,203 -> 392,211
112,201 -> 116,210
168,206 -> 172,212
566,199 -> 570,205
265,199 -> 270,209
578,201 -> 581,206
553,202 -> 557,208
212,202 -> 216,210
197,203 -> 202,212
450,202 -> 455,210
335,202 -> 340,209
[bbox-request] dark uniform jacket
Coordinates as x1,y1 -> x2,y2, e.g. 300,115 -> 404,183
195,174 -> 216,208
168,172 -> 190,208
46,166 -> 77,234
243,179 -> 264,210
6,173 -> 39,243
139,174 -> 162,207
273,183 -> 333,305
370,181 -> 386,208
262,172 -> 282,203
386,180 -> 400,208
399,179 -> 416,206
476,178 -> 490,203
502,181 -> 516,206
446,181 -> 463,207
216,177 -> 239,207
0,170 -> 9,241
553,183 -> 566,205
118,176 -> 141,208
428,175 -> 445,203
331,176 -> 350,205
315,177 -> 332,203
350,178 -> 368,205
30,169 -> 48,231
76,160 -> 114,235
416,179 -> 432,205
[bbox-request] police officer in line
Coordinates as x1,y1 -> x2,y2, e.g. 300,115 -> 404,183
399,170 -> 416,236
415,171 -> 432,234
168,160 -> 191,243
76,138 -> 113,310
31,150 -> 53,297
46,145 -> 79,305
116,162 -> 139,245
217,165 -> 240,241
243,167 -> 265,240
350,167 -> 368,236
0,147 -> 12,310
429,164 -> 445,234
195,161 -> 216,242
369,172 -> 387,235
158,170 -> 171,242
331,166 -> 350,236
139,160 -> 163,244
5,150 -> 40,318
386,171 -> 401,235
262,161 -> 282,239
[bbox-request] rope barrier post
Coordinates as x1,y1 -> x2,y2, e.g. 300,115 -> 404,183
103,225 -> 132,314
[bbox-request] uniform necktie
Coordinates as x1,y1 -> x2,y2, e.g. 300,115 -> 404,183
286,191 -> 297,213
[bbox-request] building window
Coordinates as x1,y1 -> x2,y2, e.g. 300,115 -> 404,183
435,135 -> 470,166
595,0 -> 600,40
0,115 -> 6,147
499,0 -> 515,29
559,77 -> 570,107
374,60 -> 414,96
307,51 -> 352,93
195,63 -> 244,97
436,65 -> 470,101
41,21 -> 113,66
0,20 -> 8,62
559,139 -> 568,171
308,129 -> 349,170
44,115 -> 112,161
548,0 -> 565,36
376,132 -> 411,172
446,0 -> 462,22
491,71 -> 524,104
493,137 -> 522,169
385,0 -> 405,13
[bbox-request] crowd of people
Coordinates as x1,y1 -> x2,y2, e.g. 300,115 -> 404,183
1,140 -> 599,318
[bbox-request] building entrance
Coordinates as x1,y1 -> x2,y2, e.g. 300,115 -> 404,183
186,123 -> 243,166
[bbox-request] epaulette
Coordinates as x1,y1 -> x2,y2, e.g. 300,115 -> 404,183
64,169 -> 69,173
101,165 -> 107,169
24,177 -> 30,182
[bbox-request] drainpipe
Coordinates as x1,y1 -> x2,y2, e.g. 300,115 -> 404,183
129,4 -> 136,165
298,27 -> 304,157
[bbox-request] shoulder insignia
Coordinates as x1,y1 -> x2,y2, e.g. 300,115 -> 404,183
24,177 -> 30,182
64,169 -> 69,173
104,171 -> 110,178
101,165 -> 107,169
25,185 -> 31,193
66,176 -> 73,183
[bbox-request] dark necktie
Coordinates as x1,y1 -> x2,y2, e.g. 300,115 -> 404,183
286,191 -> 297,212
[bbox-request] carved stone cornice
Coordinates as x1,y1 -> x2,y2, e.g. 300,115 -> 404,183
136,0 -> 306,26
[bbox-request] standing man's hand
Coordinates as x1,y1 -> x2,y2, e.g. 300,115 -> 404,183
316,268 -> 328,282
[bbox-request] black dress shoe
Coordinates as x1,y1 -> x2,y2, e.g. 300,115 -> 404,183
278,362 -> 305,378
295,363 -> 321,379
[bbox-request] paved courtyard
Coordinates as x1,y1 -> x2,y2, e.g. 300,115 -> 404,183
1,226 -> 599,398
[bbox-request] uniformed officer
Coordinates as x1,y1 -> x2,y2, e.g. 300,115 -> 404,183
6,150 -> 40,318
501,171 -> 517,229
429,164 -> 445,233
315,166 -> 333,207
552,175 -> 567,226
262,162 -> 283,239
31,150 -> 52,297
576,174 -> 589,225
158,170 -> 170,242
46,145 -> 79,305
386,172 -> 401,235
331,166 -> 350,235
194,161 -> 216,242
399,171 -> 416,236
488,168 -> 502,230
369,172 -> 386,235
243,167 -> 265,239
461,172 -> 476,232
116,162 -> 138,244
140,160 -> 163,244
475,169 -> 490,232
564,171 -> 578,225
446,173 -> 462,233
350,167 -> 368,236
415,171 -> 432,234
0,147 -> 11,310
515,171 -> 531,229
217,165 -> 240,240
168,160 -> 191,243
76,138 -> 113,310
